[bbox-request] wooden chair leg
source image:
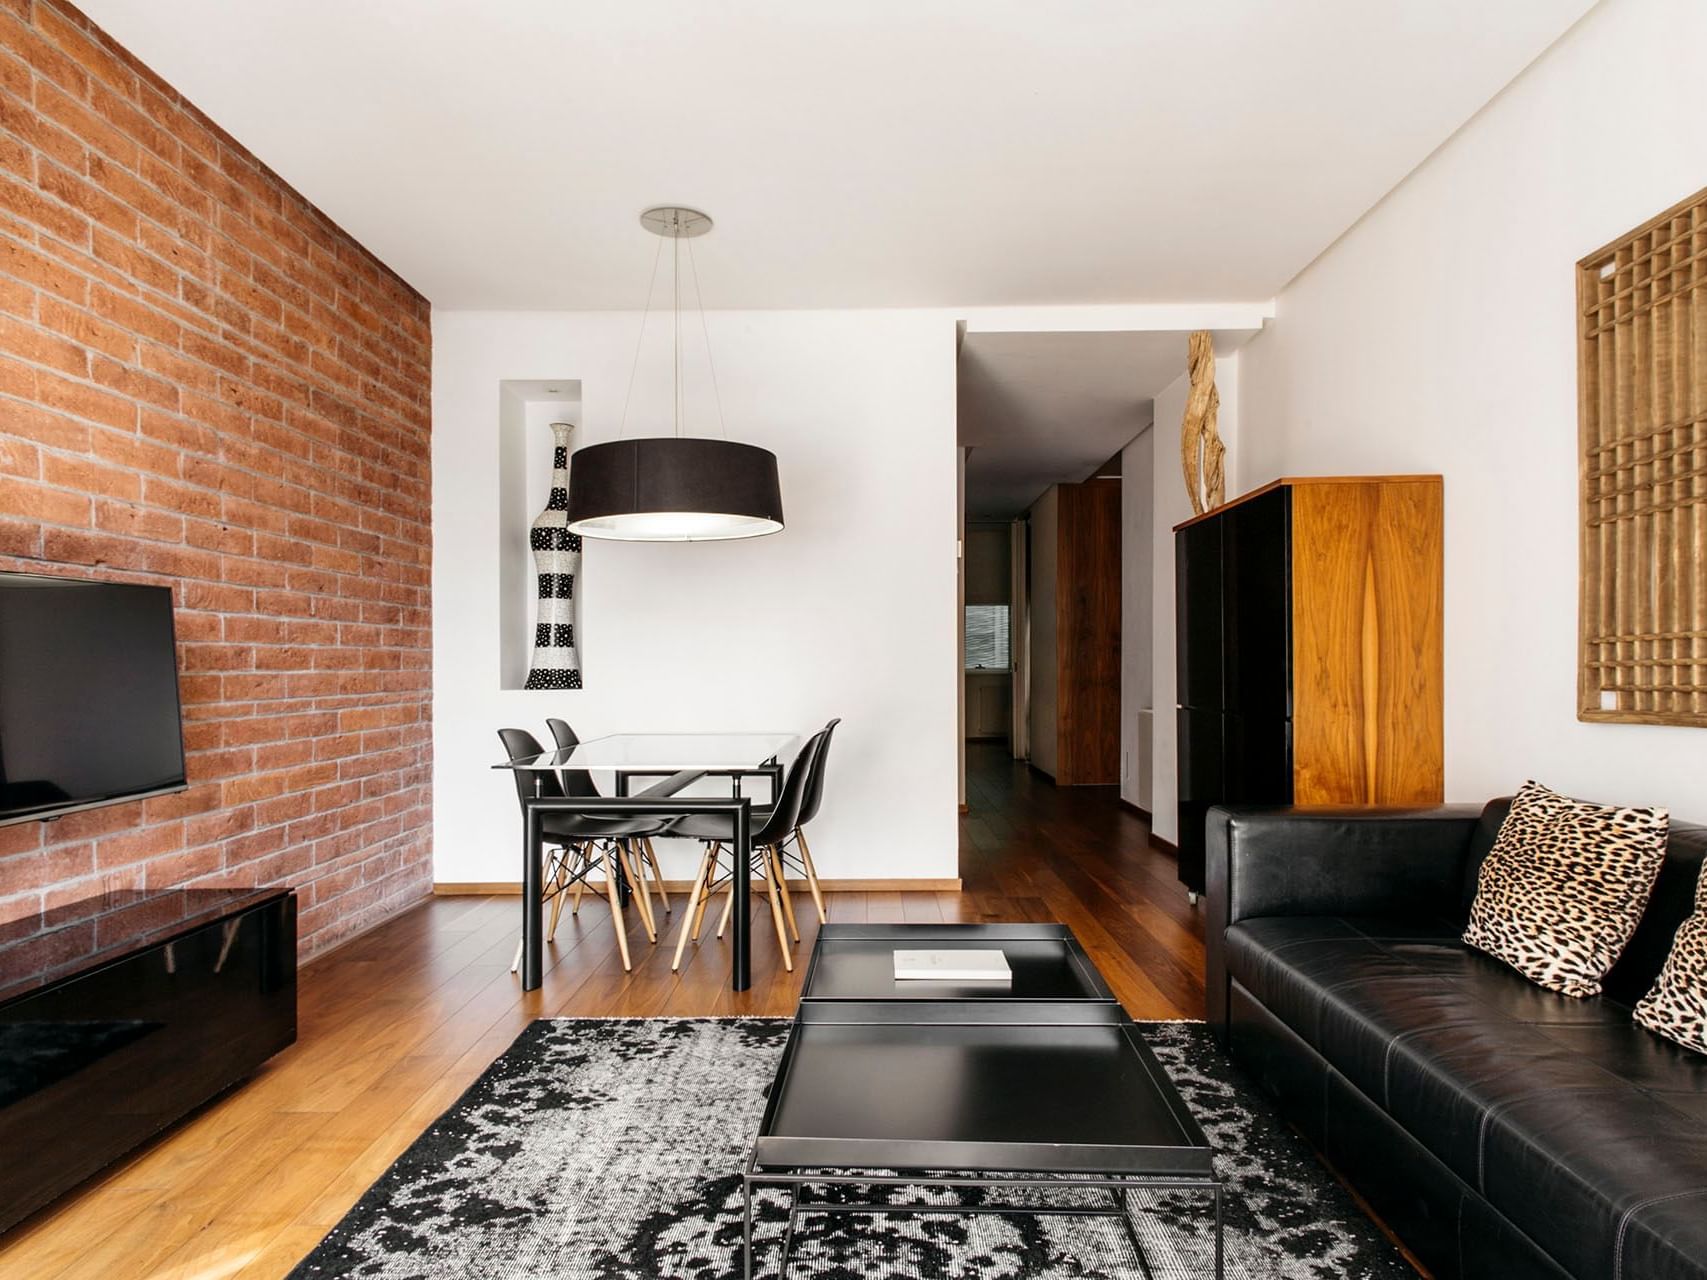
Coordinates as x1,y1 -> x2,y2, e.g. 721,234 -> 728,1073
691,844 -> 721,941
795,827 -> 828,924
548,878 -> 568,941
642,837 -> 670,915
571,843 -> 589,916
672,848 -> 714,971
715,872 -> 739,940
602,845 -> 632,971
770,845 -> 800,943
621,842 -> 658,943
761,851 -> 793,972
510,937 -> 524,974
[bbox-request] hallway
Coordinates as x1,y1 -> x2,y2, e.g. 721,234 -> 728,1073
959,741 -> 1204,1018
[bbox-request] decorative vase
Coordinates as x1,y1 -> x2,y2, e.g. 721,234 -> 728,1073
524,422 -> 582,690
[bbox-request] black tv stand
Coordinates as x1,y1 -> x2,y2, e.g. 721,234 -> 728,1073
0,886 -> 296,1233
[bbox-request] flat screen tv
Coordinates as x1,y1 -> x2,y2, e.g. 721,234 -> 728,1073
0,572 -> 187,827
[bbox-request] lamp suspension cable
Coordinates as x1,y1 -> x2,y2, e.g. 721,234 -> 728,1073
672,230 -> 682,437
617,233 -> 667,440
685,233 -> 728,440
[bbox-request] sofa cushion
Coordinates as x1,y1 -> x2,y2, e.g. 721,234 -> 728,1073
1636,858 -> 1707,1056
1465,805 -> 1707,1006
1224,915 -> 1707,1278
1463,782 -> 1668,996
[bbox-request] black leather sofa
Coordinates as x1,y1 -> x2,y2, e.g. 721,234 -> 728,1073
1205,800 -> 1707,1280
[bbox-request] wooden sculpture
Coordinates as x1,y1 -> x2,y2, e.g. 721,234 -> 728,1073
1180,330 -> 1224,516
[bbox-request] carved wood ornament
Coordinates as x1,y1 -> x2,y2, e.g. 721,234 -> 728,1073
1180,330 -> 1225,516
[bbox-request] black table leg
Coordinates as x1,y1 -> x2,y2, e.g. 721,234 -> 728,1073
613,771 -> 633,906
732,797 -> 751,991
523,803 -> 543,990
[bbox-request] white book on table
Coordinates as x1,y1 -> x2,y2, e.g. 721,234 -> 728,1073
892,949 -> 1012,982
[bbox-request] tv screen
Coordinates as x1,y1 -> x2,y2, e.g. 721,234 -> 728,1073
0,573 -> 187,827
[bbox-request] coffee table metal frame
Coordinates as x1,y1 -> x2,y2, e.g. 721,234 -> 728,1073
741,1161 -> 1223,1280
743,984 -> 1224,1280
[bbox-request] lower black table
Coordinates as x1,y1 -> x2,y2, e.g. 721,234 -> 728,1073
746,927 -> 1222,1278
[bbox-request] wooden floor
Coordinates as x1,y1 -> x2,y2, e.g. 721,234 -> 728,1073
0,743 -> 1202,1279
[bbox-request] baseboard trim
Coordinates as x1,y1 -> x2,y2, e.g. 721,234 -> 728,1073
1148,832 -> 1179,857
435,877 -> 965,896
1118,798 -> 1152,822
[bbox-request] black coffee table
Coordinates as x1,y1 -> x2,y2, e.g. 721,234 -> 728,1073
745,926 -> 1222,1278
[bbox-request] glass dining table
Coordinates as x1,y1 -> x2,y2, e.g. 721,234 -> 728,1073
494,732 -> 800,992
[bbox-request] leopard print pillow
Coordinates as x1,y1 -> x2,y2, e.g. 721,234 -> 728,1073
1463,781 -> 1668,997
1634,861 -> 1707,1054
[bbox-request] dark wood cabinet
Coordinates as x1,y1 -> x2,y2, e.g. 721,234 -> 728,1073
1174,476 -> 1444,896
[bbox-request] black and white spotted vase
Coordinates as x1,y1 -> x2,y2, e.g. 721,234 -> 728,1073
524,422 -> 582,690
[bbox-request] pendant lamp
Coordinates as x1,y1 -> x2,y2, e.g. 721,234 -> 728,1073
566,207 -> 783,542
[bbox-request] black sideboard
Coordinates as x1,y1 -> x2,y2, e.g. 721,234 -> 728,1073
0,885 -> 296,1233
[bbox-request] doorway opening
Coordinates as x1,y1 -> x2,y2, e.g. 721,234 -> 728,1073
954,330 -> 1178,824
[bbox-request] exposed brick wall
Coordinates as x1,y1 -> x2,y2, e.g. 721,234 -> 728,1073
0,0 -> 433,957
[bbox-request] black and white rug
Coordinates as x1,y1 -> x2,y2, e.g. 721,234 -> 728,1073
289,1018 -> 1412,1279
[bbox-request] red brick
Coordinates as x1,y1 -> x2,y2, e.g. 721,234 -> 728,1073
0,472 -> 90,524
0,236 -> 90,304
35,365 -> 137,429
91,353 -> 179,410
0,433 -> 39,476
95,822 -> 185,869
0,312 -> 86,374
39,294 -> 138,362
41,526 -> 144,568
94,496 -> 182,540
36,158 -> 138,238
0,172 -> 90,244
43,454 -> 140,500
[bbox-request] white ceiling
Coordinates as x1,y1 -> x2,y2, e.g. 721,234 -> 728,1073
960,330 -> 1184,518
79,0 -> 1594,310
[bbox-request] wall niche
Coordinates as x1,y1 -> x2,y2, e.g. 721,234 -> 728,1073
497,379 -> 583,691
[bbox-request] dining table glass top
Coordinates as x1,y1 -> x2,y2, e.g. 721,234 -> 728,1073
494,731 -> 800,772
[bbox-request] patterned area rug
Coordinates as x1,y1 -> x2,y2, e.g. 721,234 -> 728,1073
288,1018 -> 1412,1279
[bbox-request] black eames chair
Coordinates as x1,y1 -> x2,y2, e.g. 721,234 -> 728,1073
773,717 -> 838,924
670,728 -> 827,974
497,727 -> 673,973
545,717 -> 671,921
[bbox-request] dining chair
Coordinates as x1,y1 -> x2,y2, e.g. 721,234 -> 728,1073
497,727 -> 672,973
546,717 -> 670,920
771,717 -> 839,924
669,728 -> 827,974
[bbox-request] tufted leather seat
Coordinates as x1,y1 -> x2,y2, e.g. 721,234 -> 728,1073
1207,804 -> 1707,1280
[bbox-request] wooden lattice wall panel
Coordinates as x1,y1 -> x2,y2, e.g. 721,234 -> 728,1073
1579,185 -> 1707,725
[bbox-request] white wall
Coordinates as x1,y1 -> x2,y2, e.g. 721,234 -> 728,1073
1028,485 -> 1060,778
1239,0 -> 1707,818
1120,426 -> 1154,810
433,308 -> 960,884
1151,355 -> 1241,844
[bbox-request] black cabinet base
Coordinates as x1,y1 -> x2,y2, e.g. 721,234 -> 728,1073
0,887 -> 297,1234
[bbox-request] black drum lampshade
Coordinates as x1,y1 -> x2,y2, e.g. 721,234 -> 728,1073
565,437 -> 784,542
